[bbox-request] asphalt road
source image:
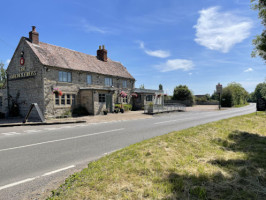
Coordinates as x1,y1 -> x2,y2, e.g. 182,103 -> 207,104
0,104 -> 256,199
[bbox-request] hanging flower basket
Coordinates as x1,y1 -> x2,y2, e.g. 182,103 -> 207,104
120,91 -> 127,98
131,93 -> 138,98
53,88 -> 63,96
157,94 -> 161,97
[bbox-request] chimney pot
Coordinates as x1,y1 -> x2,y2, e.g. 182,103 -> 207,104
97,45 -> 107,62
29,26 -> 39,45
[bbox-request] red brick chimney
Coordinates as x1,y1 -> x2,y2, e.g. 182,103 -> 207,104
29,26 -> 39,44
97,45 -> 107,62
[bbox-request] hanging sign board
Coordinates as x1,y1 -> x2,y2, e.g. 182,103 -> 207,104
9,71 -> 37,80
216,83 -> 223,94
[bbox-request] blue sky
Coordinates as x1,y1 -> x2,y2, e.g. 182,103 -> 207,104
0,0 -> 265,95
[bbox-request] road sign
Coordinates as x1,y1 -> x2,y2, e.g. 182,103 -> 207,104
216,83 -> 223,94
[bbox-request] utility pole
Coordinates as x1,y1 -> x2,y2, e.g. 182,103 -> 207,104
216,83 -> 223,110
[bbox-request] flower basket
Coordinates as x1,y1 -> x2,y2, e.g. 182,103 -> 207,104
53,88 -> 63,96
131,93 -> 138,98
120,91 -> 127,98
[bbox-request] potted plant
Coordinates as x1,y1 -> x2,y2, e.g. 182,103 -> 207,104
119,104 -> 124,113
103,109 -> 108,115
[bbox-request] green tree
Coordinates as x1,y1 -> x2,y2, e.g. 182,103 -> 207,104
139,84 -> 145,89
159,84 -> 163,90
254,82 -> 266,100
0,62 -> 6,88
172,85 -> 194,106
248,92 -> 256,102
221,82 -> 249,107
211,91 -> 219,101
251,0 -> 266,60
221,87 -> 233,107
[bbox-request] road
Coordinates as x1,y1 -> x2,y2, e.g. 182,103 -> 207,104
0,104 -> 255,199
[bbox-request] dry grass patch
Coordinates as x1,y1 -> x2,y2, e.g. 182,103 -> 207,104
47,112 -> 266,200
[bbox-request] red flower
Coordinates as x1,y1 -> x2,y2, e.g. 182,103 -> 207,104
131,93 -> 138,98
120,91 -> 127,98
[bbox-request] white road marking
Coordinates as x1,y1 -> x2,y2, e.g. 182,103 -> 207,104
154,120 -> 178,125
0,128 -> 125,153
0,178 -> 36,191
0,165 -> 75,191
75,124 -> 87,127
42,165 -> 75,177
59,126 -> 72,129
2,132 -> 21,136
24,130 -> 42,133
153,117 -> 203,125
44,127 -> 59,131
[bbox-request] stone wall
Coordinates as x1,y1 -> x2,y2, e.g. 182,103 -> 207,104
80,90 -> 94,114
6,38 -> 135,119
6,38 -> 45,119
43,67 -> 134,117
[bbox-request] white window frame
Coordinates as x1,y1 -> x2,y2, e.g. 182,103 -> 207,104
87,75 -> 92,84
122,80 -> 127,88
146,95 -> 153,101
123,96 -> 128,103
59,71 -> 72,82
105,77 -> 112,87
54,93 -> 76,106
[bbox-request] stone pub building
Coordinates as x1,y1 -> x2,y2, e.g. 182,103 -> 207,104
2,26 -> 135,119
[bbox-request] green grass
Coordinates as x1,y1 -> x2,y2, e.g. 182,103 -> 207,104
47,112 -> 266,200
233,102 -> 250,108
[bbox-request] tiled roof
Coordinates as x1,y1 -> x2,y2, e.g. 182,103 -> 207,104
25,38 -> 135,80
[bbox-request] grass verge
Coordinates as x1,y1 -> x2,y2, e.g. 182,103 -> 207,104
47,112 -> 266,200
233,103 -> 250,108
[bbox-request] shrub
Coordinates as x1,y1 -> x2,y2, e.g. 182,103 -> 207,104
123,104 -> 132,111
173,85 -> 194,106
221,88 -> 233,107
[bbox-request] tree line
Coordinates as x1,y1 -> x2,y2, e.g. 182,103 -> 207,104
164,81 -> 266,107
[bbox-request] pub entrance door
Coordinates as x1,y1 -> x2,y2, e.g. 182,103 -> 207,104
106,94 -> 113,112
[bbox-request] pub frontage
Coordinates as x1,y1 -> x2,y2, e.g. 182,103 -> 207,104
1,27 -> 135,119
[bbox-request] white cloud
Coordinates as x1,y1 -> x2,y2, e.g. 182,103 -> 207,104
155,59 -> 194,72
244,67 -> 254,72
6,59 -> 10,65
194,7 -> 252,53
81,19 -> 107,34
139,41 -> 170,58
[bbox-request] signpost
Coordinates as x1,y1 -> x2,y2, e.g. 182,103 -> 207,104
23,103 -> 45,123
216,83 -> 223,110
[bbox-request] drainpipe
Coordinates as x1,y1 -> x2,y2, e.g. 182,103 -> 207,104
6,72 -> 10,116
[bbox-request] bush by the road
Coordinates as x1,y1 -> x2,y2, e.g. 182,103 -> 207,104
172,85 -> 194,106
221,82 -> 249,107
